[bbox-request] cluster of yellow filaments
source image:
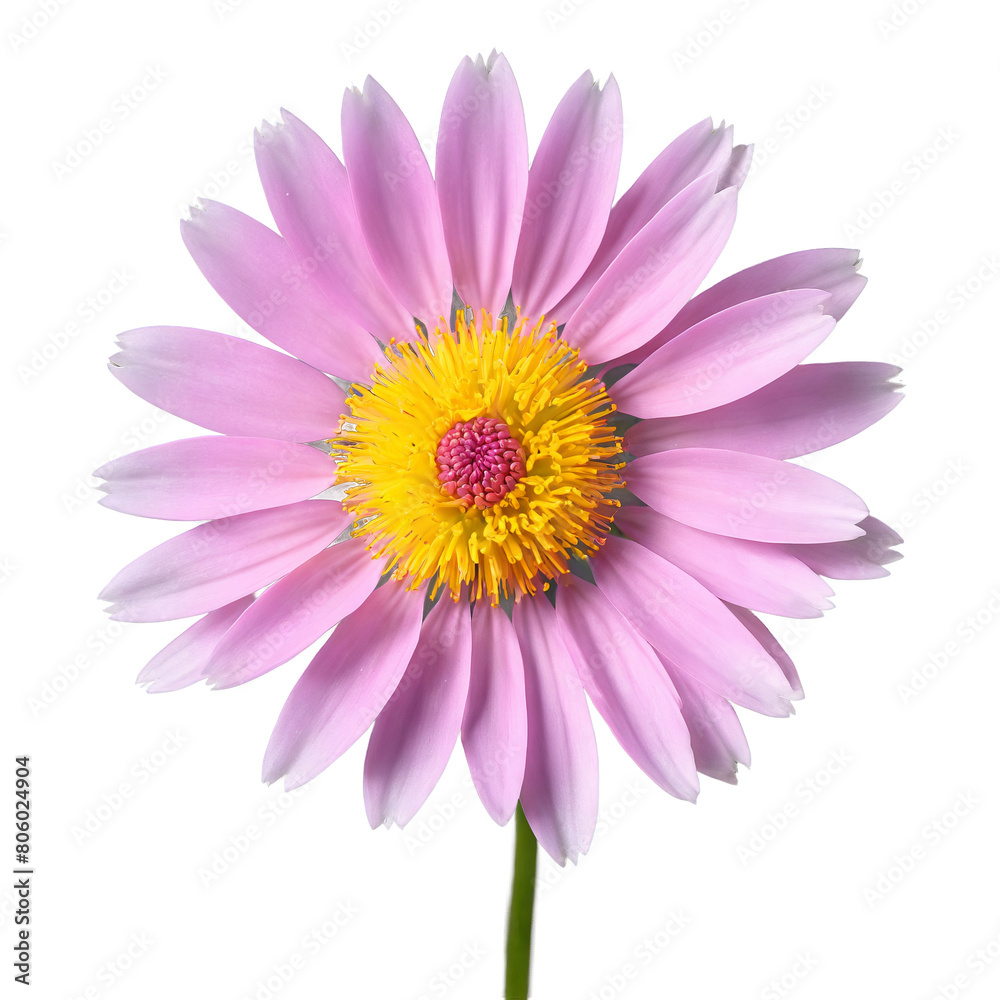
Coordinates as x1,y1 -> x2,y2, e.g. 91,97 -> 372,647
332,310 -> 624,604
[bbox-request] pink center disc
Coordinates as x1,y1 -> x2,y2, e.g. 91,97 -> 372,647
436,416 -> 527,509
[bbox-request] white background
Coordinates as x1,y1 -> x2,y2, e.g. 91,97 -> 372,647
3,0 -> 998,997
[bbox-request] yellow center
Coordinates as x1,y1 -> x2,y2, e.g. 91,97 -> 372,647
333,310 -> 623,604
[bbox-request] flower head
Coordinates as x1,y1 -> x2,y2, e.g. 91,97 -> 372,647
99,52 -> 901,864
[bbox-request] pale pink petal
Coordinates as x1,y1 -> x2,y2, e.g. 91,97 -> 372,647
342,78 -> 453,324
136,595 -> 255,693
364,598 -> 473,827
109,327 -> 345,440
612,289 -> 835,417
562,175 -> 738,362
206,538 -> 382,688
514,596 -> 598,865
180,199 -> 383,381
724,603 -> 804,699
591,535 -> 794,716
262,581 -> 424,790
462,602 -> 527,825
511,72 -> 623,320
658,658 -> 750,783
625,448 -> 868,543
720,142 -> 753,190
553,118 -> 735,319
624,362 -> 903,459
254,112 -> 413,343
95,436 -> 337,521
614,505 -> 834,619
556,579 -> 699,801
435,51 -> 528,316
100,500 -> 349,623
619,247 -> 867,366
787,515 -> 903,580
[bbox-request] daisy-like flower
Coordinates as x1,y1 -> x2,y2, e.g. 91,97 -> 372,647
99,52 -> 901,865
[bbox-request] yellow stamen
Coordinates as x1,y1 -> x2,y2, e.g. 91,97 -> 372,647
333,311 -> 622,604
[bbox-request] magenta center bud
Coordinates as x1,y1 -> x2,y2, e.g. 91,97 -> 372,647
436,416 -> 527,509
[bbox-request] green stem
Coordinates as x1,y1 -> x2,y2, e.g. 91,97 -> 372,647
504,801 -> 538,1000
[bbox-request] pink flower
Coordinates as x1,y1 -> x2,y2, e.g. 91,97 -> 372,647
99,52 -> 901,865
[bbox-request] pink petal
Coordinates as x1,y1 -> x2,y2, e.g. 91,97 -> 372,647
100,499 -> 349,623
658,658 -> 750,784
435,51 -> 528,316
625,448 -> 869,543
254,112 -> 413,344
136,595 -> 255,693
206,538 -> 382,688
364,598 -> 473,827
553,118 -> 735,319
724,603 -> 804,699
342,78 -> 453,324
556,579 -> 698,801
262,581 -> 424,790
720,142 -> 753,190
591,535 -> 794,716
612,289 -> 835,417
787,515 -> 903,580
614,505 -> 834,619
462,602 -> 528,825
513,596 -> 598,865
511,72 -> 623,320
619,247 -> 867,366
624,362 -> 903,460
180,200 -> 383,381
95,436 -> 337,521
562,174 -> 737,363
109,327 -> 345,440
